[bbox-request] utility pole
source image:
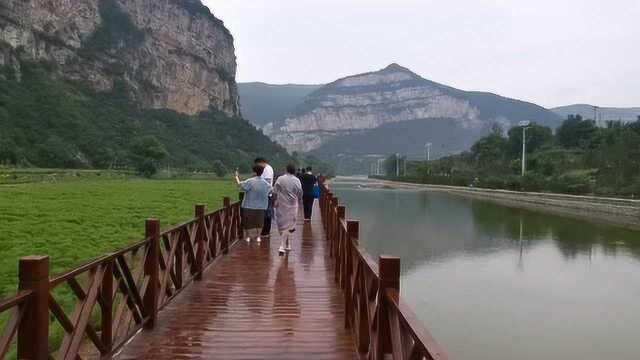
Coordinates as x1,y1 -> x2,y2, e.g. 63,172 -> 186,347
519,121 -> 530,176
396,153 -> 400,177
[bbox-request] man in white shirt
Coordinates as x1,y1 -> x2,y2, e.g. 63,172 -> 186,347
259,159 -> 274,186
255,157 -> 274,236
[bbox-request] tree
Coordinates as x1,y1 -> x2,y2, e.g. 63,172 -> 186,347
470,132 -> 509,173
131,135 -> 168,177
212,160 -> 228,177
35,136 -> 87,168
556,115 -> 598,149
0,135 -> 17,165
507,123 -> 553,157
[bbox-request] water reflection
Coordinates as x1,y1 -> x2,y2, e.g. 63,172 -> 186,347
332,178 -> 640,360
333,182 -> 640,272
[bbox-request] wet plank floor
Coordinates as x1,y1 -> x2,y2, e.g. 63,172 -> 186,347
116,205 -> 357,359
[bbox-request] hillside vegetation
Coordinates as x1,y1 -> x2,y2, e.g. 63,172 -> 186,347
0,61 -> 292,174
385,115 -> 640,197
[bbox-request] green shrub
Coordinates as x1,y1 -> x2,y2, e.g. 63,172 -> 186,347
549,174 -> 592,195
212,160 -> 228,177
137,159 -> 157,178
521,173 -> 546,192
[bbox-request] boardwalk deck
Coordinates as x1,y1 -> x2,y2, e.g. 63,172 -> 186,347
116,204 -> 358,359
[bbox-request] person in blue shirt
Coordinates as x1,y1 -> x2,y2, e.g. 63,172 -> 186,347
235,165 -> 273,243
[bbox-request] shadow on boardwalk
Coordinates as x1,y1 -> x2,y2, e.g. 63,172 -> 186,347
116,204 -> 357,359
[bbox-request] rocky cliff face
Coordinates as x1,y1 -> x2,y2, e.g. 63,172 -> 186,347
0,0 -> 239,116
263,64 -> 559,153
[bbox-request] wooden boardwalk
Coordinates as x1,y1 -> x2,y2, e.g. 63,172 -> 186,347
1,190 -> 446,360
116,205 -> 358,359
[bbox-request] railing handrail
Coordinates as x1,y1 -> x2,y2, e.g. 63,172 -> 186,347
319,182 -> 449,359
0,196 -> 243,360
0,291 -> 32,313
385,288 -> 448,360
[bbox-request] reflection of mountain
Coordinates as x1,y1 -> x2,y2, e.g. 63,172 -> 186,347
333,181 -> 640,272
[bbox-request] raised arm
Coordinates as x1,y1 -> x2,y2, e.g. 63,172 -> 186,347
234,169 -> 241,186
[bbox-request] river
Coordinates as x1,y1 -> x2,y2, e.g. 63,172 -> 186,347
331,177 -> 640,360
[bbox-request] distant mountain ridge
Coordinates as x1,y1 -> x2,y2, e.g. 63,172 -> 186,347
258,63 -> 560,153
552,104 -> 640,123
238,82 -> 322,127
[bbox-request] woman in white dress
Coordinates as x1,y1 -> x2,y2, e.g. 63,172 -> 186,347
273,164 -> 303,255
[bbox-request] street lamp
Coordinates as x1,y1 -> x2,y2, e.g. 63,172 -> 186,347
519,121 -> 531,176
425,142 -> 432,161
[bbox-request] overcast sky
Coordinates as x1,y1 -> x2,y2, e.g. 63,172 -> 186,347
205,0 -> 639,108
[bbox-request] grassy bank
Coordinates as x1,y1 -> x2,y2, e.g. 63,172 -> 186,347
0,178 -> 236,298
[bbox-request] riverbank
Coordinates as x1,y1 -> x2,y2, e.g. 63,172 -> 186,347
374,179 -> 640,230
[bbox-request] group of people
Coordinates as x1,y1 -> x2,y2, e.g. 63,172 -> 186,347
234,158 -> 319,256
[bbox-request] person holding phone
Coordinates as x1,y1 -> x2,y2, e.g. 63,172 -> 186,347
235,165 -> 272,243
254,157 -> 274,238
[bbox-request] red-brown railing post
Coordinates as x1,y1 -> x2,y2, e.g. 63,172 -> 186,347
237,192 -> 245,239
175,231 -> 184,290
144,218 -> 160,329
194,204 -> 207,280
101,259 -> 114,354
335,205 -> 346,282
330,196 -> 338,248
222,196 -> 231,254
377,256 -> 401,358
324,192 -> 331,228
345,220 -> 359,330
18,255 -> 50,360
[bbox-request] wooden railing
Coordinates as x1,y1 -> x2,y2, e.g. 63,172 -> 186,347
319,185 -> 449,360
0,196 -> 241,360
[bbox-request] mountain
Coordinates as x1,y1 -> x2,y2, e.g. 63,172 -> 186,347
552,104 -> 640,123
262,64 -> 561,154
0,0 -> 291,170
239,82 -> 322,127
1,0 -> 239,116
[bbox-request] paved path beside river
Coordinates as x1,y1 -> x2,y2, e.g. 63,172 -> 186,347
373,179 -> 640,230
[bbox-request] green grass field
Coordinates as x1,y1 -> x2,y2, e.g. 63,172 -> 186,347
0,178 -> 236,299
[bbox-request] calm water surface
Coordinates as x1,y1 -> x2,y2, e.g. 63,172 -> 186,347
332,177 -> 640,360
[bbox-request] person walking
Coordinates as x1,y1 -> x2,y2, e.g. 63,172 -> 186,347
255,157 -> 274,238
235,165 -> 272,243
299,166 -> 317,222
273,164 -> 303,256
